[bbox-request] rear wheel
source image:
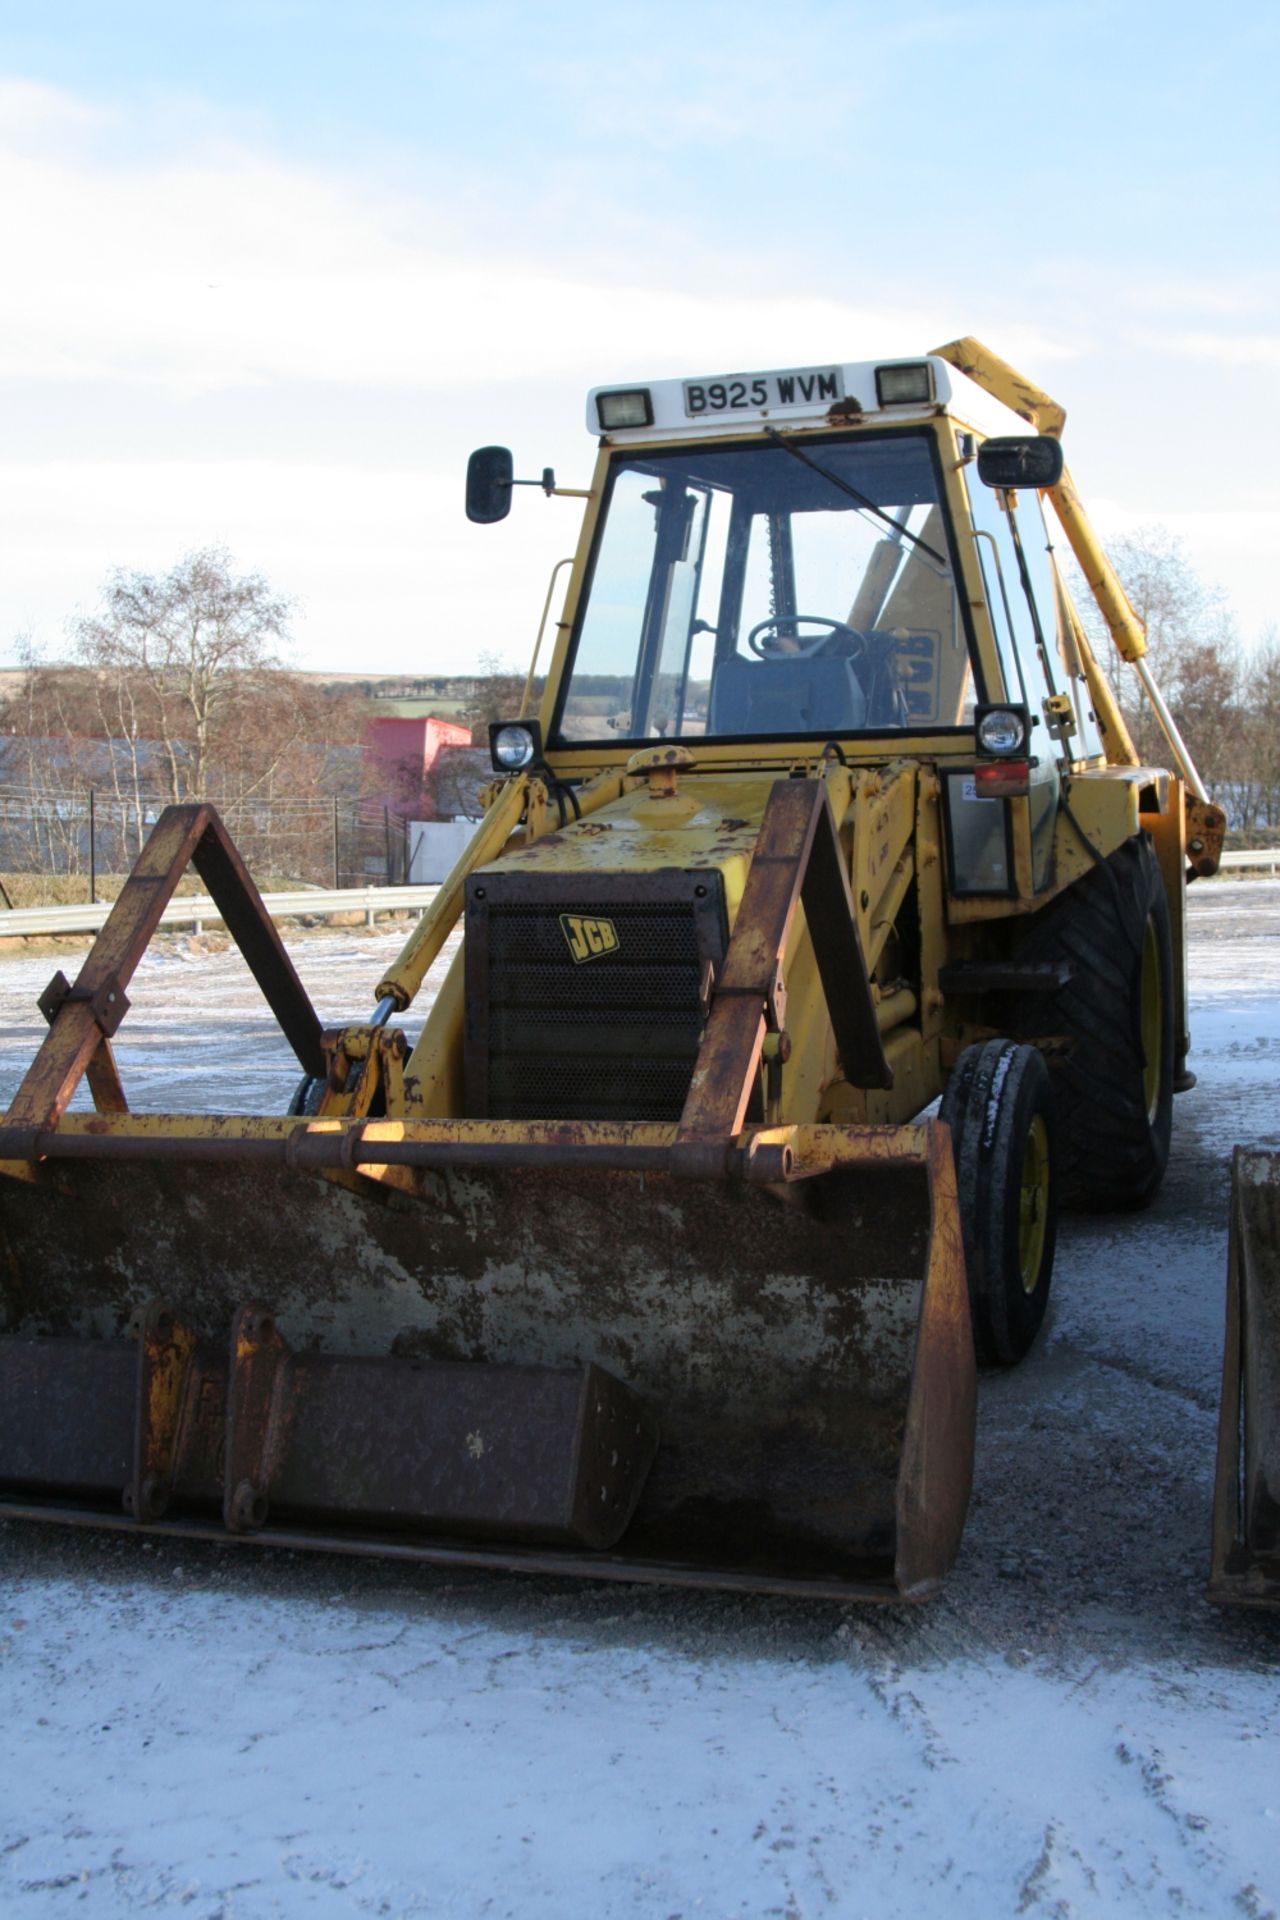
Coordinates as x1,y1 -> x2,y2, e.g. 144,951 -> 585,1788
941,1039 -> 1058,1368
1010,835 -> 1174,1211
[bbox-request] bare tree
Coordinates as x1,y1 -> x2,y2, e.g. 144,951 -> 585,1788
2,551 -> 375,885
1067,526 -> 1242,803
74,548 -> 292,804
459,652 -> 530,740
1237,627 -> 1280,831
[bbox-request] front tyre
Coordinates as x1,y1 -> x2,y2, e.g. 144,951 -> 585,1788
941,1039 -> 1058,1368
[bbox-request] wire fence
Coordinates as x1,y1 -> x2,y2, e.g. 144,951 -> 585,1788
0,788 -> 415,896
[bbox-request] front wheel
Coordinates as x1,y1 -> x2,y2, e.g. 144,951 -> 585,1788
941,1039 -> 1058,1368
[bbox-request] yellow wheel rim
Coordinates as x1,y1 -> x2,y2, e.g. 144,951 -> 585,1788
1140,916 -> 1163,1123
1018,1113 -> 1050,1294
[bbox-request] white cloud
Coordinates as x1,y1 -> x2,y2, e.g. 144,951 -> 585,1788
0,77 -> 112,143
0,458 -> 572,673
1086,496 -> 1280,644
0,77 -> 1001,398
1147,329 -> 1280,369
0,74 -> 1274,672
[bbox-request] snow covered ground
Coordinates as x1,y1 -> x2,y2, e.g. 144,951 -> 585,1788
1,885 -> 1278,1919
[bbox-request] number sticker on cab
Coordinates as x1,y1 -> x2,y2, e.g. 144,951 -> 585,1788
683,367 -> 844,418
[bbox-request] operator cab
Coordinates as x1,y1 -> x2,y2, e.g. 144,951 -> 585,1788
552,426 -> 968,748
469,352 -> 1105,797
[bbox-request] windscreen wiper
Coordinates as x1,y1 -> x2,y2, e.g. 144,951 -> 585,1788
765,429 -> 948,568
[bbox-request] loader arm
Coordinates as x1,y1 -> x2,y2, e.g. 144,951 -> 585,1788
932,335 -> 1211,804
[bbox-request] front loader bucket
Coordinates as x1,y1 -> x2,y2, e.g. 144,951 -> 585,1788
1211,1147 -> 1280,1608
0,1117 -> 974,1601
0,793 -> 975,1602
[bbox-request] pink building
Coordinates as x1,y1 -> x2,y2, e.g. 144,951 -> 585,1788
364,714 -> 472,819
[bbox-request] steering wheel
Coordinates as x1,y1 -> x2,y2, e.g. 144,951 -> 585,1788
746,616 -> 868,660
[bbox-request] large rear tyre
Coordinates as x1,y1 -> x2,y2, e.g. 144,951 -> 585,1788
1011,834 -> 1174,1212
941,1039 -> 1058,1368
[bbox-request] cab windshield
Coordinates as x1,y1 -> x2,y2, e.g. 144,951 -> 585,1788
551,430 -> 975,747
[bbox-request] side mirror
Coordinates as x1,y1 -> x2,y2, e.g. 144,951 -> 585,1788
977,435 -> 1065,490
466,446 -> 514,523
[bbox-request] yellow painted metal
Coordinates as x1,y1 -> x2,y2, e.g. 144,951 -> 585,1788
8,1106 -> 951,1177
931,336 -> 1068,436
850,764 -> 917,970
519,558 -> 574,719
534,442 -> 613,743
405,945 -> 466,1116
1142,776 -> 1191,1078
934,335 -> 1211,810
1018,1113 -> 1051,1292
1048,467 -> 1149,665
484,772 -> 772,919
1056,769 -> 1146,871
931,337 -> 1149,667
374,772 -> 528,1010
375,763 -> 628,1010
945,768 -> 1151,924
933,416 -> 1019,723
914,774 -> 948,1046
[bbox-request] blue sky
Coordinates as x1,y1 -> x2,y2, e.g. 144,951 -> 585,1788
0,0 -> 1276,671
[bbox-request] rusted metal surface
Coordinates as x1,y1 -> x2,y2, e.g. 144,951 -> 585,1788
676,780 -> 889,1171
798,782 -> 893,1089
3,805 -> 324,1151
1210,1147 -> 1280,1608
128,1302 -> 198,1522
931,335 -> 1068,437
0,1336 -> 134,1495
1185,794 -> 1227,880
39,971 -> 131,1115
0,1305 -> 658,1550
0,1113 -> 942,1192
0,1120 -> 974,1598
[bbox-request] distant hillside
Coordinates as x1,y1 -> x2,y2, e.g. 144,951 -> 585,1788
0,668 -> 520,727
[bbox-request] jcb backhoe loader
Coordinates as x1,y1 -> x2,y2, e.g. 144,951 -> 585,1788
0,339 -> 1225,1601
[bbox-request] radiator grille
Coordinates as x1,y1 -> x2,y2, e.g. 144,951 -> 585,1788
465,879 -> 726,1121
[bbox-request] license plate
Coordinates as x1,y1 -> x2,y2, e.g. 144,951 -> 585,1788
683,366 -> 844,418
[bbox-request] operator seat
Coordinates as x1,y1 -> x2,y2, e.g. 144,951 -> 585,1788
708,655 -> 868,735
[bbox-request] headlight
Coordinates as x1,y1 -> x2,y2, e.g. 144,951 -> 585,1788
489,721 -> 541,771
874,362 -> 934,407
976,706 -> 1028,756
596,389 -> 654,431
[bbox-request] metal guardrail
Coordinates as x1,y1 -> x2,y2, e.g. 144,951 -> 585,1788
0,885 -> 440,940
1216,850 -> 1280,873
2,850 -> 1277,941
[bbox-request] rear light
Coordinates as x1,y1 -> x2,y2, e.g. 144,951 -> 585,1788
974,760 -> 1031,798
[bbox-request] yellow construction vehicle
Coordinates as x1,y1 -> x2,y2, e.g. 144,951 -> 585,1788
0,339 -> 1227,1601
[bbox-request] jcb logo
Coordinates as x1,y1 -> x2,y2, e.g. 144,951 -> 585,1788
560,914 -> 620,963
